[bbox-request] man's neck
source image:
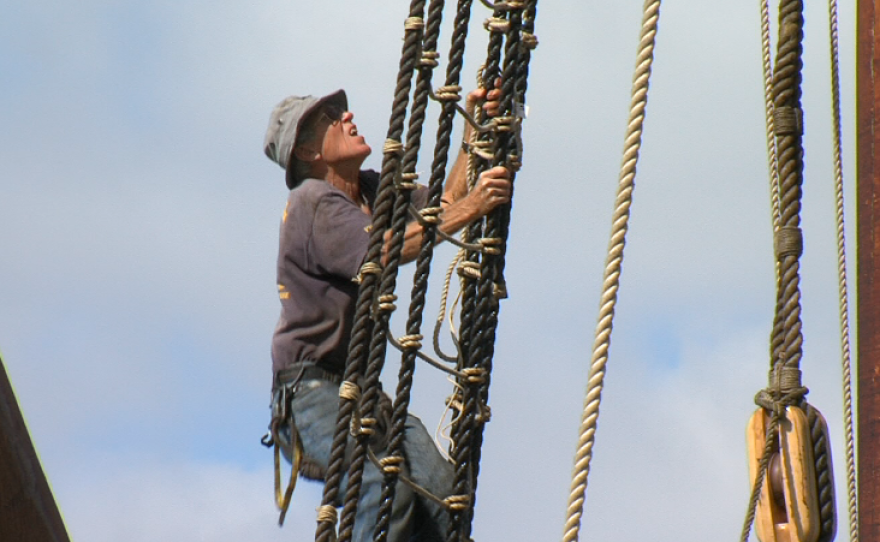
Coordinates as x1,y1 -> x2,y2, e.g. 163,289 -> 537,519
324,167 -> 362,204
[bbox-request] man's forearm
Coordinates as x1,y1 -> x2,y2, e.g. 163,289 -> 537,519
442,112 -> 478,205
383,195 -> 480,265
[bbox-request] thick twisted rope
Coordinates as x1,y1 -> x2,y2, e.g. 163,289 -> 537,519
315,3 -> 427,541
445,5 -> 508,541
828,0 -> 857,537
452,6 -> 531,540
741,1 -> 807,539
769,0 -> 805,385
807,403 -> 837,542
336,3 -> 442,537
372,1 -> 476,539
562,2 -> 661,541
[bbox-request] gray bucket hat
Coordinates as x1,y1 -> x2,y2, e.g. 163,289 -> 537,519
264,89 -> 348,189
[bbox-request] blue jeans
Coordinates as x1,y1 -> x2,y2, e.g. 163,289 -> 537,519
279,379 -> 453,542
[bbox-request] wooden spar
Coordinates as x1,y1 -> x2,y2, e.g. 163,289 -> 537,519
858,1 -> 880,541
0,356 -> 70,542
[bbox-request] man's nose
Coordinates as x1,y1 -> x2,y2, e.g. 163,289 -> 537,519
342,111 -> 354,122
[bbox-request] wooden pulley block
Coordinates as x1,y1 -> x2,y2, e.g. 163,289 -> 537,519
746,406 -> 820,542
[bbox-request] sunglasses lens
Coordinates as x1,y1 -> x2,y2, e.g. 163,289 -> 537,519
325,105 -> 343,122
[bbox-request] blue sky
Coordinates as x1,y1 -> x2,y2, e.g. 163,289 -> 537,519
0,1 -> 858,540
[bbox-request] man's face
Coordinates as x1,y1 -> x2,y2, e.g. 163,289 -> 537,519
314,104 -> 371,166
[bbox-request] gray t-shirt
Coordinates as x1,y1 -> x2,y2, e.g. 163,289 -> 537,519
271,170 -> 428,377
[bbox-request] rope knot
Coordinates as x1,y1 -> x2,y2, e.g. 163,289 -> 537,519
444,494 -> 471,511
397,334 -> 423,350
339,381 -> 361,401
755,366 -> 808,415
404,17 -> 425,31
445,394 -> 463,413
396,172 -> 419,191
774,226 -> 803,259
479,237 -> 503,255
493,116 -> 516,132
420,50 -> 440,68
773,106 -> 803,136
770,365 -> 805,393
316,504 -> 338,525
457,261 -> 481,280
353,261 -> 383,284
468,139 -> 494,161
463,367 -> 488,384
521,31 -> 539,50
435,85 -> 462,102
419,206 -> 442,225
484,17 -> 510,33
383,139 -> 405,156
351,415 -> 377,437
379,455 -> 404,474
377,294 -> 398,313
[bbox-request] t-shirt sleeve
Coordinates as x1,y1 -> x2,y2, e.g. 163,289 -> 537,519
308,192 -> 372,280
360,169 -> 429,212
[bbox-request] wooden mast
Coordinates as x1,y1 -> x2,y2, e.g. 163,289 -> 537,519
858,1 -> 880,541
0,356 -> 70,541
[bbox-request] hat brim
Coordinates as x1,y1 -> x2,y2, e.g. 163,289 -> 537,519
285,89 -> 349,189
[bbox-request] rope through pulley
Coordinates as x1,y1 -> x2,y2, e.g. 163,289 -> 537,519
742,1 -> 839,541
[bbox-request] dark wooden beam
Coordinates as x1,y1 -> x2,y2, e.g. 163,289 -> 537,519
859,1 -> 880,541
0,356 -> 70,542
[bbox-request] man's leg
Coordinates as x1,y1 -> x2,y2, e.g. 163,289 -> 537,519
402,414 -> 453,540
284,380 -> 420,542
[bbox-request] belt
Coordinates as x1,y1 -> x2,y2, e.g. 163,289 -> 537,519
275,362 -> 342,388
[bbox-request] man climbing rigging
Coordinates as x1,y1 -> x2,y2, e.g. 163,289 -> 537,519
262,86 -> 509,542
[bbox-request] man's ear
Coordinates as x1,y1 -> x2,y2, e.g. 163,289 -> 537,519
293,146 -> 320,163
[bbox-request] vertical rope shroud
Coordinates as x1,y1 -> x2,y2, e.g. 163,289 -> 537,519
561,2 -> 661,541
315,3 -> 427,541
368,1 -> 451,540
445,5 -> 508,542
743,1 -> 837,540
455,4 -> 531,540
827,0 -> 858,534
372,0 -> 481,539
768,0 -> 805,396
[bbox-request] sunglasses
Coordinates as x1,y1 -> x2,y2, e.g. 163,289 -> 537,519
320,104 -> 345,126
